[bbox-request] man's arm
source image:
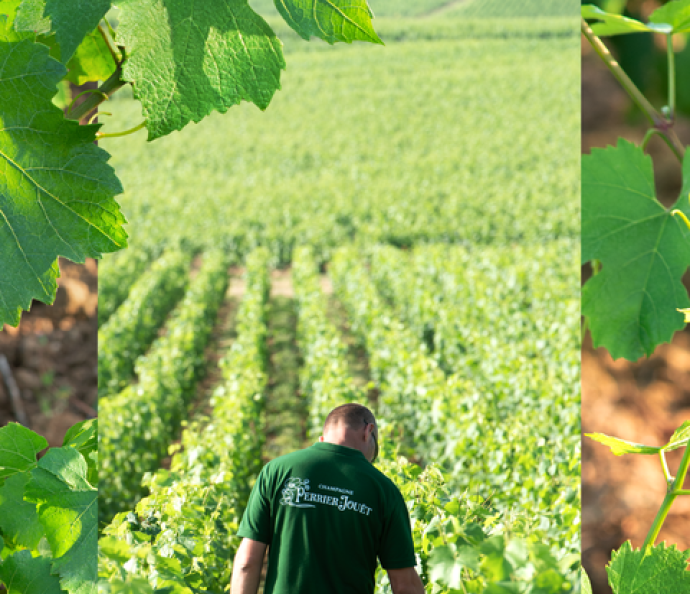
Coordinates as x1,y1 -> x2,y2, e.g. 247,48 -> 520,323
387,567 -> 425,594
230,538 -> 267,594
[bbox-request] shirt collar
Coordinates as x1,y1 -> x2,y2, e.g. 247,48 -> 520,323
312,441 -> 367,460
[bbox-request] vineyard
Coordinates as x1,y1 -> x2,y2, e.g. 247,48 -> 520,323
94,8 -> 579,594
95,16 -> 578,263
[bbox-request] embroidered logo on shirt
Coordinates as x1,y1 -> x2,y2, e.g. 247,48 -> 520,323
280,478 -> 316,508
280,477 -> 373,515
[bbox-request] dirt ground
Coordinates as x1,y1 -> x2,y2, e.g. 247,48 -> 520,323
582,36 -> 690,593
0,258 -> 97,447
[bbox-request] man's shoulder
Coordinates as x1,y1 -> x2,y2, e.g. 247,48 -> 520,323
261,446 -> 315,472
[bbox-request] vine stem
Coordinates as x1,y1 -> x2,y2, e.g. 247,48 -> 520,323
65,64 -> 127,123
657,128 -> 684,164
96,120 -> 147,139
581,18 -> 685,163
659,450 -> 672,484
66,89 -> 109,116
641,128 -> 661,152
667,34 -> 676,120
581,18 -> 659,126
643,443 -> 690,548
98,23 -> 120,66
88,111 -> 110,125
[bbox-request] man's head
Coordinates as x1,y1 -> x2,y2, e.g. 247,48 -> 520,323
319,403 -> 378,463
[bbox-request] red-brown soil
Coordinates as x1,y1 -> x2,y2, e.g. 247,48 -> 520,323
582,35 -> 690,594
0,258 -> 97,447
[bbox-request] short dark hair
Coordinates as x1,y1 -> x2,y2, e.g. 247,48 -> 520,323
324,403 -> 376,431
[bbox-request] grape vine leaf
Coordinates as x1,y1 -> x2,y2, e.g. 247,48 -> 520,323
116,0 -> 287,140
581,5 -> 656,36
0,18 -> 126,328
24,447 -> 97,594
14,0 -> 111,63
607,541 -> 690,594
99,535 -> 134,564
583,0 -> 690,36
65,27 -> 117,85
649,0 -> 690,34
0,473 -> 44,549
0,422 -> 47,479
667,420 -> 690,449
274,0 -> 382,45
105,577 -> 154,594
63,418 -> 98,485
582,139 -> 690,360
581,569 -> 593,594
63,418 -> 97,449
586,433 -> 662,456
13,0 -> 49,35
428,545 -> 464,589
0,550 -> 63,594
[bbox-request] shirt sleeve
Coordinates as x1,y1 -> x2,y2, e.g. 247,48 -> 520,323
377,488 -> 416,569
237,465 -> 273,545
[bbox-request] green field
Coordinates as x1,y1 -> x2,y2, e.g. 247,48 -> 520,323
101,17 -> 578,264
98,10 -> 580,593
445,0 -> 579,18
249,0 -> 580,19
249,0 -> 450,18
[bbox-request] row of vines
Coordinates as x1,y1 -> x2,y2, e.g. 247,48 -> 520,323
95,235 -> 579,593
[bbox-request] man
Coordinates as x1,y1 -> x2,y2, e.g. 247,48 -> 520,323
231,403 -> 425,594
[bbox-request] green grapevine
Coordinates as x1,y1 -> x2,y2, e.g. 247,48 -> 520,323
99,248 -> 270,592
582,1 -> 690,590
0,420 -> 98,594
99,250 -> 228,523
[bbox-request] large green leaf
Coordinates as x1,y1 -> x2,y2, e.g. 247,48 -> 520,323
274,0 -> 382,44
581,5 -> 657,36
0,473 -> 44,549
582,140 -> 690,360
607,542 -> 690,594
583,0 -> 690,36
0,550 -> 63,594
0,422 -> 47,479
0,18 -> 126,327
116,0 -> 286,140
25,447 -> 97,594
14,0 -> 111,63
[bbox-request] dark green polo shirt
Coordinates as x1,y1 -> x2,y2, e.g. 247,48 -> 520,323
237,442 -> 416,594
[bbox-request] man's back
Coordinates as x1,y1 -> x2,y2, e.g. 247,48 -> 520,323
238,442 -> 415,594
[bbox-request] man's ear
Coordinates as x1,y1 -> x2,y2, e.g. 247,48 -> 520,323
318,435 -> 324,442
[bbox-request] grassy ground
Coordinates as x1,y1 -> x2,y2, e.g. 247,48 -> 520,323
325,292 -> 377,404
263,295 -> 307,460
